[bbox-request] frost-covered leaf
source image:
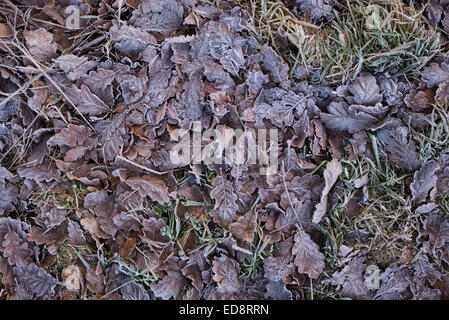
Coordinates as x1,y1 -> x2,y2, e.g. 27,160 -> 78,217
246,69 -> 269,95
29,224 -> 68,245
377,127 -> 421,171
86,263 -> 105,295
312,159 -> 342,223
130,0 -> 184,36
121,282 -> 150,300
54,54 -> 98,81
65,84 -> 111,116
35,207 -> 67,229
264,255 -> 294,282
212,254 -> 240,294
1,231 -> 32,266
67,220 -> 86,246
24,28 -> 57,62
254,88 -> 307,127
47,124 -> 91,148
17,160 -> 60,183
410,161 -> 439,204
190,21 -> 245,76
332,255 -> 370,300
421,62 -> 449,88
426,1 -> 443,25
404,88 -> 433,112
142,217 -> 171,244
150,258 -> 187,300
229,211 -> 256,243
82,67 -> 116,91
375,264 -> 411,300
296,0 -> 333,21
84,190 -> 118,238
179,73 -> 204,121
117,73 -> 147,105
347,74 -> 383,105
266,280 -> 292,300
0,168 -> 19,215
261,44 -> 289,84
421,214 -> 449,264
412,255 -> 441,288
379,76 -> 404,106
125,175 -> 170,204
13,263 -> 58,298
182,255 -> 204,292
110,23 -> 156,58
210,176 -> 238,227
320,101 -> 388,133
113,213 -> 141,232
292,228 -> 325,279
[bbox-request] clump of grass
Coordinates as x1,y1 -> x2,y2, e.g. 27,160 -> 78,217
29,180 -> 90,213
318,0 -> 440,83
53,243 -> 95,274
244,0 -> 441,84
116,257 -> 161,289
411,103 -> 449,163
322,152 -> 419,269
241,223 -> 273,280
307,279 -> 346,300
184,211 -> 229,256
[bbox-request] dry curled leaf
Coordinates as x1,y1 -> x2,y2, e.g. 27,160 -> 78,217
312,159 -> 342,223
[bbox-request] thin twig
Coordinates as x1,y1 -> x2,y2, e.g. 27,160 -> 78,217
116,155 -> 169,175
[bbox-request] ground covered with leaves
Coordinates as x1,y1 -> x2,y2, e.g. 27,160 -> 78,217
1,0 -> 449,300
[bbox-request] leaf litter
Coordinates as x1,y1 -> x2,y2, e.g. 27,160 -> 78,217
0,0 -> 448,301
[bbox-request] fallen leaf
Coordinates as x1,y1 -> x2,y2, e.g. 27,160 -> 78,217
125,175 -> 170,204
410,161 -> 439,204
24,28 -> 58,62
292,228 -> 325,279
312,159 -> 342,223
210,175 -> 238,227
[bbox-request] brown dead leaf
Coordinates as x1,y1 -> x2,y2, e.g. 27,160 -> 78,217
293,228 -> 325,279
312,159 -> 342,223
24,28 -> 58,62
